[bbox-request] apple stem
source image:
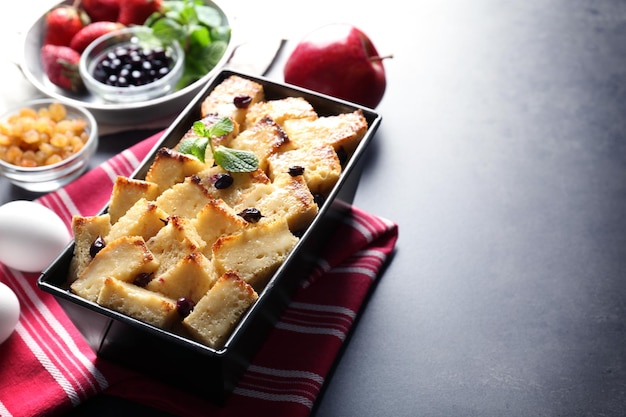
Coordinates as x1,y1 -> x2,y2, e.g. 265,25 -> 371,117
370,54 -> 394,63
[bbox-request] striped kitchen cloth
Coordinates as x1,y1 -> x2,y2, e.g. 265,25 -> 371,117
0,130 -> 398,417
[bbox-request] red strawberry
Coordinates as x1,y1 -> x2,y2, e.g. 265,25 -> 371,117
40,45 -> 84,92
43,5 -> 90,47
70,21 -> 125,53
82,0 -> 121,22
118,0 -> 162,26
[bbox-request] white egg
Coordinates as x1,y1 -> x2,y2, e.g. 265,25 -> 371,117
0,200 -> 71,273
0,281 -> 20,344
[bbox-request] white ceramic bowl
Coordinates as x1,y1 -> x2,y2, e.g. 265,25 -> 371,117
20,0 -> 233,125
0,99 -> 98,192
79,27 -> 184,104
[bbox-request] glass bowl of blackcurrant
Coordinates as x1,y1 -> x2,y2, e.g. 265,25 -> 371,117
79,26 -> 184,104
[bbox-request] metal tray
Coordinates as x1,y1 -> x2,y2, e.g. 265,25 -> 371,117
37,69 -> 382,403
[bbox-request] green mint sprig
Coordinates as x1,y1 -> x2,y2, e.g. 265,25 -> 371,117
177,117 -> 259,172
145,0 -> 230,89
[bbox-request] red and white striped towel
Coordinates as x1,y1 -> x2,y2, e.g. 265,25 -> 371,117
0,131 -> 398,417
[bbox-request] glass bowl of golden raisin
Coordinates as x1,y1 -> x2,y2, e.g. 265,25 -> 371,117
0,99 -> 98,192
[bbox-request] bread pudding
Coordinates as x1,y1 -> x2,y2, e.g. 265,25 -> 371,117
67,74 -> 369,349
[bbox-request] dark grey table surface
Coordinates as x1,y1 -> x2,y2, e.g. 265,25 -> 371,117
3,0 -> 626,415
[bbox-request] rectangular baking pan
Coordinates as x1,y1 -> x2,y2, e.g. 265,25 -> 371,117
38,69 -> 382,403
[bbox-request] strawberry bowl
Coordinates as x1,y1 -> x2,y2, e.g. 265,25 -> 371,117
20,0 -> 234,125
79,26 -> 184,103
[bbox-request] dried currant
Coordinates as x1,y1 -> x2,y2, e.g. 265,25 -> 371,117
133,272 -> 154,287
233,94 -> 252,109
214,173 -> 234,189
288,165 -> 305,176
89,235 -> 106,258
176,297 -> 195,317
92,44 -> 174,87
238,207 -> 263,223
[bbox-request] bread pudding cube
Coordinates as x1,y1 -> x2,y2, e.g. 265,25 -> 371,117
182,271 -> 258,349
192,199 -> 248,254
230,181 -> 275,213
244,96 -> 318,130
155,176 -> 213,219
145,147 -> 207,194
70,236 -> 159,302
98,277 -> 179,329
233,174 -> 318,232
108,176 -> 160,224
200,74 -> 265,127
196,166 -> 270,207
106,198 -> 168,242
146,252 -> 218,303
147,215 -> 206,277
212,218 -> 299,290
227,116 -> 294,172
68,213 -> 111,283
282,109 -> 368,155
268,144 -> 342,195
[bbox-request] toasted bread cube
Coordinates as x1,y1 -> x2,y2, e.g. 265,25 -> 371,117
68,214 -> 111,283
244,96 -> 317,129
183,271 -> 258,348
268,144 -> 342,195
106,198 -> 168,243
98,277 -> 179,329
200,75 -> 265,126
147,215 -> 206,277
146,252 -> 218,303
144,147 -> 206,193
212,218 -> 298,290
70,236 -> 159,302
228,116 -> 293,172
230,181 -> 275,213
192,199 -> 248,253
261,174 -> 319,231
282,109 -> 368,155
196,165 -> 271,207
155,176 -> 212,219
234,174 -> 318,232
108,176 -> 160,224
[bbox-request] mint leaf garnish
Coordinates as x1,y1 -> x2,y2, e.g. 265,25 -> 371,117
213,146 -> 259,172
178,117 -> 259,172
194,117 -> 233,138
177,136 -> 209,162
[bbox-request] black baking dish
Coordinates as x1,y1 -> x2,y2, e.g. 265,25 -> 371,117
37,69 -> 382,403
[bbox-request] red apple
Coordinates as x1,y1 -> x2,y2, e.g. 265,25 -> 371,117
283,23 -> 389,108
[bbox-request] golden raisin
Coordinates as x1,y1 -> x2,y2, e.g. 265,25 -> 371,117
0,102 -> 90,167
